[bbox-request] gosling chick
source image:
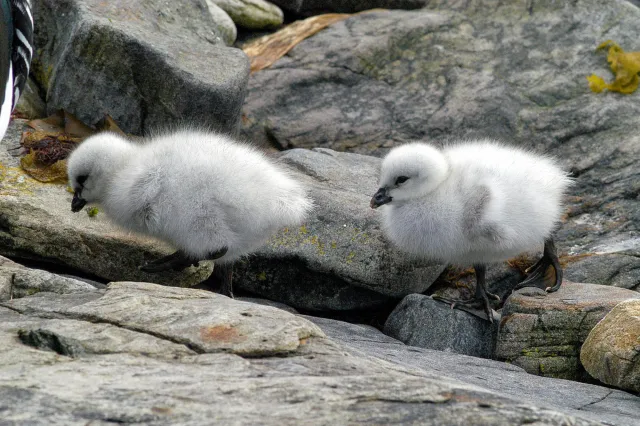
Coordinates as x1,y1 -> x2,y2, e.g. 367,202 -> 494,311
67,130 -> 313,297
370,140 -> 573,321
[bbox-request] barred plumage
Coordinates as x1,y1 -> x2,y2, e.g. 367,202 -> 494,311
10,0 -> 33,110
0,0 -> 33,140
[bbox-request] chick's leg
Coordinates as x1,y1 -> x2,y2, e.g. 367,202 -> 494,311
513,239 -> 562,293
192,248 -> 233,298
194,263 -> 234,298
433,264 -> 499,322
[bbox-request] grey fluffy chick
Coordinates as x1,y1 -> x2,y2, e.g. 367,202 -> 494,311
67,130 -> 313,297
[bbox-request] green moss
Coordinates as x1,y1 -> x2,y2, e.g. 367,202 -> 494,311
86,207 -> 99,217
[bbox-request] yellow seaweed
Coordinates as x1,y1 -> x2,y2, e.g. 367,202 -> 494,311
588,40 -> 640,94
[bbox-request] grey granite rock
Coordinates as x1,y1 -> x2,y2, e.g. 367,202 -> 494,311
564,253 -> 640,291
234,147 -> 445,310
384,294 -> 498,358
0,283 -> 603,425
240,0 -> 640,288
306,315 -> 640,426
0,263 -> 97,301
496,281 -> 640,381
4,281 -> 324,356
33,0 -> 249,134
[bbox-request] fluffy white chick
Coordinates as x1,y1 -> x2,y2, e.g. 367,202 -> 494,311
67,130 -> 313,297
370,140 -> 573,321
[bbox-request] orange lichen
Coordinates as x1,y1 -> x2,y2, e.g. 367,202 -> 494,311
588,40 -> 640,94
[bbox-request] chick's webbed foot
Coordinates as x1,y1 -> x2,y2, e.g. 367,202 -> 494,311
139,250 -> 200,273
432,264 -> 498,323
513,239 -> 562,293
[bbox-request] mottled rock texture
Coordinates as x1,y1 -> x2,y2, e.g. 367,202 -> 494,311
309,315 -> 640,426
384,294 -> 498,358
0,280 -> 605,425
581,299 -> 640,393
496,281 -> 640,381
33,0 -> 249,134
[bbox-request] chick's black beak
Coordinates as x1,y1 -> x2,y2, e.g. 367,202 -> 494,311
370,187 -> 392,209
71,190 -> 87,213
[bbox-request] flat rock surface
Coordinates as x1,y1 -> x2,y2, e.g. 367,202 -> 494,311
3,281 -> 324,356
0,281 -> 605,425
34,0 -> 249,134
581,299 -> 640,393
307,315 -> 640,426
496,281 -> 640,381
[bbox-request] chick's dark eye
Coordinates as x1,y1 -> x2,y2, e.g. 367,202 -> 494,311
395,176 -> 409,185
77,175 -> 88,187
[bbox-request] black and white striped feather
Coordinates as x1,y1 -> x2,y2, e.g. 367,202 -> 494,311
9,0 -> 33,110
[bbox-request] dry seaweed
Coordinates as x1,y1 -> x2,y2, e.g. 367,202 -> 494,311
243,9 -> 387,73
588,40 -> 640,94
19,110 -> 124,183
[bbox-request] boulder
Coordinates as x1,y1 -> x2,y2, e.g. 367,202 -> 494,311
495,281 -> 640,381
384,294 -> 498,359
307,315 -> 640,426
0,259 -> 97,301
580,299 -> 640,393
204,0 -> 238,45
240,0 -> 640,285
269,0 -> 429,16
0,280 -> 608,425
564,253 -> 640,291
33,0 -> 250,134
210,0 -> 284,29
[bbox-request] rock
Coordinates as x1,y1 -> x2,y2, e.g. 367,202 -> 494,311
4,281 -> 324,356
211,0 -> 284,30
0,281 -> 610,425
307,315 -> 640,426
495,281 -> 640,381
240,1 -> 640,281
204,0 -> 238,45
33,0 -> 250,134
237,296 -> 299,313
580,299 -> 640,393
269,0 -> 429,16
234,147 -> 444,311
0,262 -> 97,301
384,294 -> 498,359
564,253 -> 640,291
14,77 -> 47,119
